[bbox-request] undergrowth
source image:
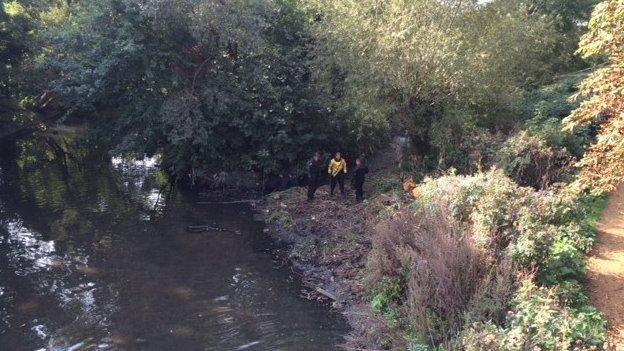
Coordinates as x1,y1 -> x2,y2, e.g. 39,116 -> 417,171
366,170 -> 607,350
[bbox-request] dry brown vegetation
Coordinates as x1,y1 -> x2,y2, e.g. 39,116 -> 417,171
369,206 -> 516,347
262,167 -> 608,350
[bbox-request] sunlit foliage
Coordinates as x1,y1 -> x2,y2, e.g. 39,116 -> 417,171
563,0 -> 624,194
3,0 -> 599,182
32,0 -> 354,184
299,0 -> 590,168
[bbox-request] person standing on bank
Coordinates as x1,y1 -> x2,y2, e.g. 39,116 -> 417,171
328,152 -> 347,197
307,152 -> 322,201
352,158 -> 369,202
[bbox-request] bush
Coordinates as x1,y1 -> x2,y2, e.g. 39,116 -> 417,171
416,170 -> 491,224
493,73 -> 593,190
371,276 -> 406,316
417,169 -> 532,257
503,279 -> 605,350
367,205 -> 513,347
512,190 -> 604,285
461,321 -> 505,351
402,211 -> 486,345
462,279 -> 605,351
464,254 -> 517,326
371,177 -> 402,194
496,131 -> 573,189
522,73 -> 591,158
369,170 -> 607,350
524,117 -> 589,159
541,237 -> 586,285
523,74 -> 584,119
266,210 -> 293,229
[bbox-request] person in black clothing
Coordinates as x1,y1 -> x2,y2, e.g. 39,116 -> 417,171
352,158 -> 369,202
307,152 -> 322,201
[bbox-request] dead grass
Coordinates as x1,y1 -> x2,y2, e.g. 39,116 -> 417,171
367,206 -> 515,347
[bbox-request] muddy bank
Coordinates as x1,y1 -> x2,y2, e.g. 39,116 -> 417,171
257,173 -> 401,347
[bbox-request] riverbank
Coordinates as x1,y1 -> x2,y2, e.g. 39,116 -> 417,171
257,168 -> 403,348
259,166 -> 611,350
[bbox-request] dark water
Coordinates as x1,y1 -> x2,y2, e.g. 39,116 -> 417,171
0,138 -> 346,350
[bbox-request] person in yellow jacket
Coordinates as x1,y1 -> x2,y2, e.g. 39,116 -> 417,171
328,152 -> 347,196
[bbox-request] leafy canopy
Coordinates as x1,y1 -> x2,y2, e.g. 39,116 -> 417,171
563,0 -> 624,194
33,0 -> 356,183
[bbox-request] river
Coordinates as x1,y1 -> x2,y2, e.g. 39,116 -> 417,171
0,137 -> 346,350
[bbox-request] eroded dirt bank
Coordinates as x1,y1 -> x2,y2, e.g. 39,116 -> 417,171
256,175 -> 399,347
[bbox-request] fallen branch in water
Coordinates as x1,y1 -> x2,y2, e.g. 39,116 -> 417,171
315,286 -> 337,300
196,199 -> 260,205
186,225 -> 224,233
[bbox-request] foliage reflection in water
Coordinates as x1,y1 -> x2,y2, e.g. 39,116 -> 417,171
0,137 -> 346,350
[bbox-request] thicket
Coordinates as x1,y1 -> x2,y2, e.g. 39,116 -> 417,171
293,1 -> 616,349
367,170 -> 607,350
1,0 -> 601,186
492,73 -> 594,189
1,0 -> 365,185
300,0 -> 598,172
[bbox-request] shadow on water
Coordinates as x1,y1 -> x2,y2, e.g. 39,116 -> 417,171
0,136 -> 346,350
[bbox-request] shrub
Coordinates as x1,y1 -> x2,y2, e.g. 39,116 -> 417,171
461,280 -> 606,351
496,131 -> 573,189
540,237 -> 586,285
522,72 -> 591,158
522,73 -> 585,122
501,279 -> 605,350
371,177 -> 402,194
417,170 -> 491,224
460,321 -> 505,351
368,206 -> 512,347
468,173 -> 533,257
512,190 -> 604,284
266,210 -> 293,229
556,280 -> 591,308
463,253 -> 517,326
370,276 -> 406,323
417,169 -> 532,257
524,117 -> 589,158
402,211 -> 486,345
368,170 -> 607,350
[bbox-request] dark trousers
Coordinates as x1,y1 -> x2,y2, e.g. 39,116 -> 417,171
354,182 -> 364,201
330,174 -> 345,196
307,177 -> 319,200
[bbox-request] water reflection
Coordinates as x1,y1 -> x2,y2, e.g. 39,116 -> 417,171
0,137 -> 345,350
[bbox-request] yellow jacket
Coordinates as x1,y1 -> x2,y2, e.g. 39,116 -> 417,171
328,158 -> 347,177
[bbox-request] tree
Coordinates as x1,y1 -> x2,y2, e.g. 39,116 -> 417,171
33,0 -> 354,184
563,0 -> 624,194
0,0 -> 53,138
1,1 -> 32,107
300,0 -> 573,169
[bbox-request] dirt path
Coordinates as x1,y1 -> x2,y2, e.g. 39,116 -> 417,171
587,185 -> 624,350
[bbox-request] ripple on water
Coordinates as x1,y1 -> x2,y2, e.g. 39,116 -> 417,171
1,153 -> 346,350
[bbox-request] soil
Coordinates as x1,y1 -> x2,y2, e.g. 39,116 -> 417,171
255,173 -> 400,348
587,185 -> 624,350
259,186 -> 370,304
